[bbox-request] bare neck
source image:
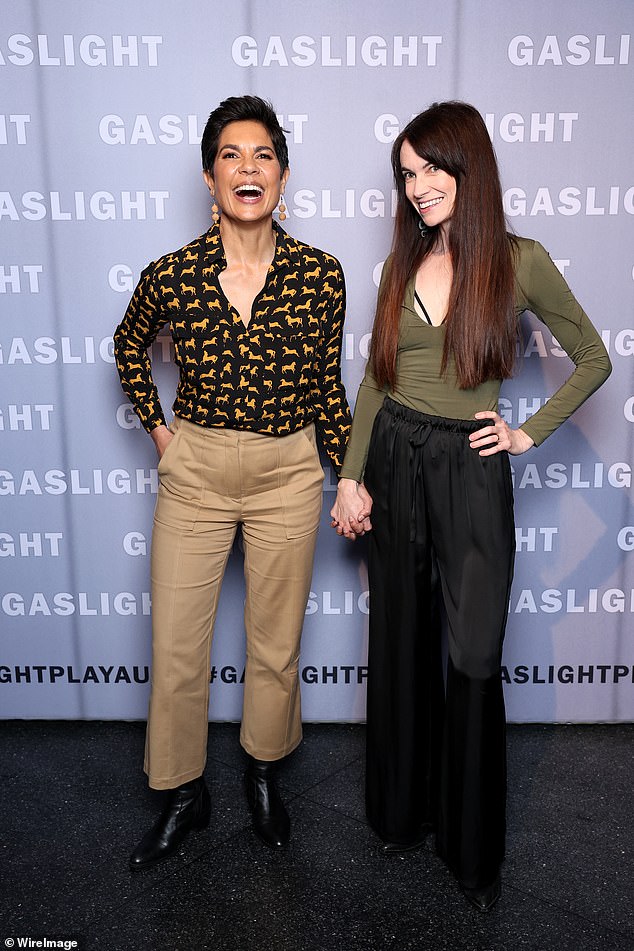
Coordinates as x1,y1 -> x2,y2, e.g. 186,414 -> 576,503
219,217 -> 276,268
432,221 -> 450,255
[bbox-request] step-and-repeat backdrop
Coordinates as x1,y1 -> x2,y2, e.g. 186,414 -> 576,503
2,0 -> 632,723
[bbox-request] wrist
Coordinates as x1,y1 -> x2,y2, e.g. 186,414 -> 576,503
513,427 -> 535,455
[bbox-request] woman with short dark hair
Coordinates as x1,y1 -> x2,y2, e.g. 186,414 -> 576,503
331,100 -> 610,912
115,95 -> 351,869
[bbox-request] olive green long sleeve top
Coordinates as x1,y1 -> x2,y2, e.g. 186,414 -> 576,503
340,237 -> 611,482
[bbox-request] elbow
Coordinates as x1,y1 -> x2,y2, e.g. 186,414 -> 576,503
113,324 -> 138,363
112,323 -> 126,355
598,352 -> 612,385
581,344 -> 612,388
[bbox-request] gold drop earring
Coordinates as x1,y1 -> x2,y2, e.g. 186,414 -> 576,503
278,193 -> 287,222
211,197 -> 220,225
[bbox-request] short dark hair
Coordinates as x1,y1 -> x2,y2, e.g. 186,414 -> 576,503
201,95 -> 289,174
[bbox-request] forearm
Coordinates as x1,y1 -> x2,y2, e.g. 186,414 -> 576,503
113,332 -> 167,433
520,357 -> 611,446
312,377 -> 352,474
339,374 -> 387,481
517,238 -> 612,446
113,264 -> 168,432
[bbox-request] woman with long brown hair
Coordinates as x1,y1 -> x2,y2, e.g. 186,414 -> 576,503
331,101 -> 610,911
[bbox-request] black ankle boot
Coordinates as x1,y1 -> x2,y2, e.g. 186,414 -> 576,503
381,832 -> 430,854
244,757 -> 290,849
461,875 -> 502,913
129,776 -> 211,871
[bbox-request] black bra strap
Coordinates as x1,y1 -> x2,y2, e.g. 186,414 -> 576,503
414,290 -> 433,325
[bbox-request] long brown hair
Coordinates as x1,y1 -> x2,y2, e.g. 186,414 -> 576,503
370,101 -> 517,390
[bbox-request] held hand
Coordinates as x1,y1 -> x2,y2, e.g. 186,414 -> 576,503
150,424 -> 174,459
330,478 -> 373,540
356,483 -> 373,525
469,412 -> 535,457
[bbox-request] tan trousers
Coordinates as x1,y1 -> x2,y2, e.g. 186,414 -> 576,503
145,416 -> 324,789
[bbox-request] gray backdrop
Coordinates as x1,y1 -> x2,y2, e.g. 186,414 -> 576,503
1,0 -> 633,723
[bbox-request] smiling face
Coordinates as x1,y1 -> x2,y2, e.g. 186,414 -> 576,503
203,120 -> 289,225
400,138 -> 457,234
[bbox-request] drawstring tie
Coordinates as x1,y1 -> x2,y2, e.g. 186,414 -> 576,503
408,423 -> 433,543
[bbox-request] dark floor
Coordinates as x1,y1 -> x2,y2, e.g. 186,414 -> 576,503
1,721 -> 632,951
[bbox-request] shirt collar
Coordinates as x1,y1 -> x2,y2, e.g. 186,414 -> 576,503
202,220 -> 302,271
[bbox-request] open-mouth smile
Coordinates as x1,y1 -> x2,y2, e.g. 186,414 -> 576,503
418,196 -> 444,212
234,184 -> 264,201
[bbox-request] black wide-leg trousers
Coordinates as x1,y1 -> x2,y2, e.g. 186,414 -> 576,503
363,398 -> 515,889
